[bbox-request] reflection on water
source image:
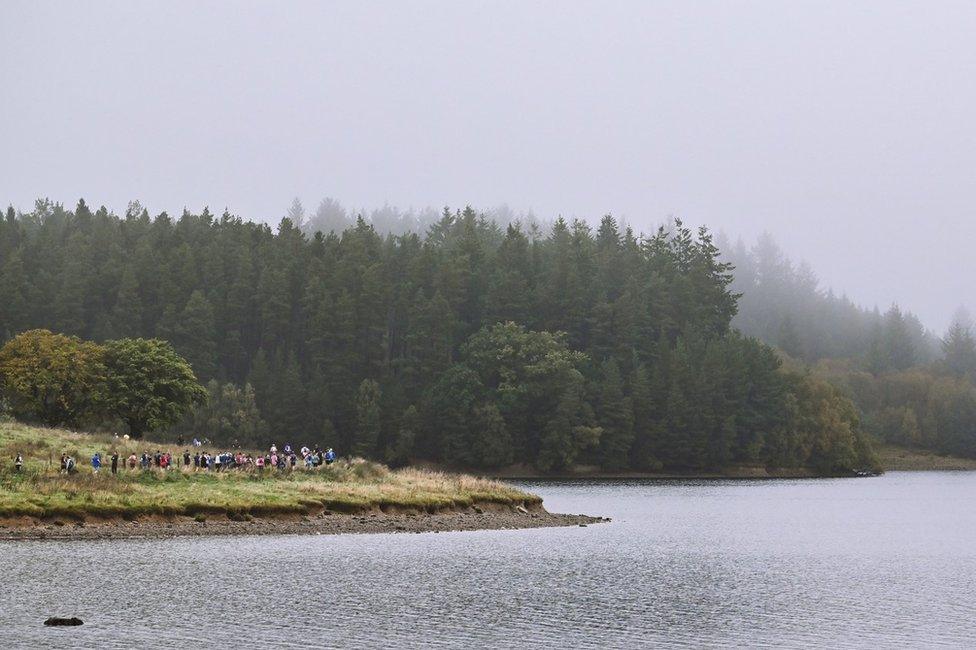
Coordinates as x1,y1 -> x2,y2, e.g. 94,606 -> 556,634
3,472 -> 975,648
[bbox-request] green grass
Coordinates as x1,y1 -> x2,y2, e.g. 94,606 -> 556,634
0,420 -> 540,520
875,444 -> 976,471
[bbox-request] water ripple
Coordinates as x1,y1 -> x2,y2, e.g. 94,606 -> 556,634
3,472 -> 976,648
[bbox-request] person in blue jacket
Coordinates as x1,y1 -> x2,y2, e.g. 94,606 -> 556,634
91,453 -> 101,474
325,448 -> 336,464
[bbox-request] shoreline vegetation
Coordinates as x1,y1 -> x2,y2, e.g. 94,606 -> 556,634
0,422 -> 603,541
487,445 -> 976,478
875,444 -> 976,471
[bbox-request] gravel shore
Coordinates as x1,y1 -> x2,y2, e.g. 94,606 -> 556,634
0,503 -> 607,541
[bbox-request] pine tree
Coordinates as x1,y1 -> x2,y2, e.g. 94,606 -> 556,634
172,290 -> 217,381
471,402 -> 513,468
385,405 -> 418,467
883,305 -> 916,371
486,223 -> 533,326
285,197 -> 307,231
272,351 -> 307,439
777,314 -> 803,359
597,359 -> 635,470
536,374 -> 601,471
0,251 -> 29,340
629,363 -> 661,470
943,318 -> 976,379
422,365 -> 483,465
52,233 -> 90,336
111,267 -> 144,338
353,379 -> 382,458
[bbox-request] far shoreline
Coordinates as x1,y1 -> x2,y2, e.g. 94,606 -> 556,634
497,468 -> 821,480
487,445 -> 976,479
875,445 -> 976,471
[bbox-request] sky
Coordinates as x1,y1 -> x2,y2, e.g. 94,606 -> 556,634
2,0 -> 975,331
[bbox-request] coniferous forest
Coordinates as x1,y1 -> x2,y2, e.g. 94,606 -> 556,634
0,199 -> 879,474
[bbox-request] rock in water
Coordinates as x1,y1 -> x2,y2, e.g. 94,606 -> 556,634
44,617 -> 83,626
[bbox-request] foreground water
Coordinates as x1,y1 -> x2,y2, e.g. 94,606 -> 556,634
3,471 -> 975,648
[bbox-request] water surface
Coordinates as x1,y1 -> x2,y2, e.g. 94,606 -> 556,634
3,472 -> 974,648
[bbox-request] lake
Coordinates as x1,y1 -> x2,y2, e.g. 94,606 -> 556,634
3,471 -> 975,648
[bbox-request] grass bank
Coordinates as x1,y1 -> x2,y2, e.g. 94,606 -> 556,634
0,421 -> 549,527
876,444 -> 976,471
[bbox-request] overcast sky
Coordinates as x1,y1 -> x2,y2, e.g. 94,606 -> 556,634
2,1 -> 974,331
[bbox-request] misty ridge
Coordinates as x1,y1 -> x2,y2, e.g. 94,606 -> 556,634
281,193 -> 941,344
285,194 -> 946,363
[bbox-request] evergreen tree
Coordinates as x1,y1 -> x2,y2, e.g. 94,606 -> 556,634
471,402 -> 513,468
777,314 -> 803,358
629,363 -> 661,470
385,405 -> 418,467
537,373 -> 601,471
422,365 -> 483,465
597,359 -> 634,470
285,197 -> 307,230
942,316 -> 976,379
353,378 -> 382,457
0,251 -> 29,340
171,290 -> 217,381
883,305 -> 916,372
111,267 -> 144,338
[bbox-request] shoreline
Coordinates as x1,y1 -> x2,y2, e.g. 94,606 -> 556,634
415,460 -> 827,481
0,501 -> 607,541
875,445 -> 976,471
497,468 -> 821,480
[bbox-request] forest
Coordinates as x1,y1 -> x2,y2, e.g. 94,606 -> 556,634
0,199 -> 881,474
720,233 -> 976,458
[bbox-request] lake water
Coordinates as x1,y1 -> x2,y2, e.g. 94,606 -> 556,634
3,471 -> 975,648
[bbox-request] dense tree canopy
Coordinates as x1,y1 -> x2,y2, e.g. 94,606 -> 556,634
101,338 -> 208,437
0,199 -> 877,473
0,329 -> 205,438
0,329 -> 105,427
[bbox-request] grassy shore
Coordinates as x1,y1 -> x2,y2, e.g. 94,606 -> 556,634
0,421 -> 543,523
876,444 -> 976,471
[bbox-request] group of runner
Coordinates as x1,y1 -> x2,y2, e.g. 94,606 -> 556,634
34,444 -> 339,476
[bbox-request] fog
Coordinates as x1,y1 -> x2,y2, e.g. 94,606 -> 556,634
3,0 -> 975,330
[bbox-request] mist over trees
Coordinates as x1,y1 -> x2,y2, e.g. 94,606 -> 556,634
0,198 -> 876,474
285,196 -> 548,241
718,232 -> 976,459
718,232 -> 939,366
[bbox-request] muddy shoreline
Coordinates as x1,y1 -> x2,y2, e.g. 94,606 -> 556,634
0,502 -> 606,541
